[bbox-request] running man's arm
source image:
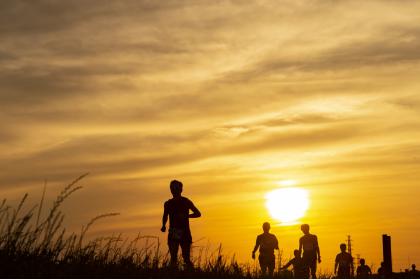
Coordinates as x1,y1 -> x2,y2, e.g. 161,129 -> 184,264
161,202 -> 169,232
189,201 -> 201,218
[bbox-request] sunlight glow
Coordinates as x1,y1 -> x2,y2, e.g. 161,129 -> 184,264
277,180 -> 297,187
265,187 -> 309,224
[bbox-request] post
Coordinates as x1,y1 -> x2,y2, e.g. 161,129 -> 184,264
347,235 -> 354,277
382,234 -> 393,278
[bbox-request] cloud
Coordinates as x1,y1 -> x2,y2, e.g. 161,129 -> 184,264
387,95 -> 420,112
219,25 -> 420,83
0,1 -> 183,37
0,115 -> 372,191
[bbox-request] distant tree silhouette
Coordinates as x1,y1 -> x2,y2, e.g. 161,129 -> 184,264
252,222 -> 279,277
161,180 -> 201,268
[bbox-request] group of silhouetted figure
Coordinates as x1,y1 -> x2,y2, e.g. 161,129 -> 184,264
252,222 -> 323,278
160,180 -> 419,279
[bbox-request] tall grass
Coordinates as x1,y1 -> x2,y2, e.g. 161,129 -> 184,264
0,175 -> 264,278
0,175 -> 348,278
3,178 -> 418,280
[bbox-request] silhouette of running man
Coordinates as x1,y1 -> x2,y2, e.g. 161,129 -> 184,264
335,243 -> 353,279
282,249 -> 306,278
299,224 -> 321,279
356,258 -> 372,278
161,180 -> 201,268
252,222 -> 279,277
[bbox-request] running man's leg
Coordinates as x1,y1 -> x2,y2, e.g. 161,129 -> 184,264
180,241 -> 192,267
168,240 -> 179,267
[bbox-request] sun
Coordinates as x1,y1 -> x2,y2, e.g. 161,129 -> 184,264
265,187 -> 310,224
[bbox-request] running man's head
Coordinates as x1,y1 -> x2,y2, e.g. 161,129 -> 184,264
340,243 -> 347,252
412,264 -> 416,270
262,222 -> 271,233
360,258 -> 366,265
170,180 -> 183,197
300,224 -> 310,234
294,249 -> 300,258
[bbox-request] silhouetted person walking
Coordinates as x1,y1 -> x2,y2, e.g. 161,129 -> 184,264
377,262 -> 386,278
356,258 -> 372,278
410,264 -> 419,278
252,222 -> 279,277
299,224 -> 321,278
161,180 -> 201,268
282,249 -> 306,278
335,243 -> 353,279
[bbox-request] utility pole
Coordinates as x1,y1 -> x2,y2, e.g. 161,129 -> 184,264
356,254 -> 361,268
347,235 -> 354,277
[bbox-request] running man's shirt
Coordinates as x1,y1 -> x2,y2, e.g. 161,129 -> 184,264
255,233 -> 279,256
164,196 -> 195,243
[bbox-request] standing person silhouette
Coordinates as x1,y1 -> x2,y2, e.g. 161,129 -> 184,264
410,264 -> 419,278
335,243 -> 353,279
252,222 -> 279,277
299,224 -> 321,279
161,180 -> 201,268
356,258 -> 372,278
377,262 -> 386,279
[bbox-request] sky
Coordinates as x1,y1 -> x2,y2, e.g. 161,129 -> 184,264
1,0 -> 420,272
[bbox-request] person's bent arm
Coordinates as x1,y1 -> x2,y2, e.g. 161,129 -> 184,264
282,260 -> 293,270
189,202 -> 201,218
161,203 -> 169,232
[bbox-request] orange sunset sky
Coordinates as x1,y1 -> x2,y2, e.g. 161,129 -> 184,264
1,0 -> 420,273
